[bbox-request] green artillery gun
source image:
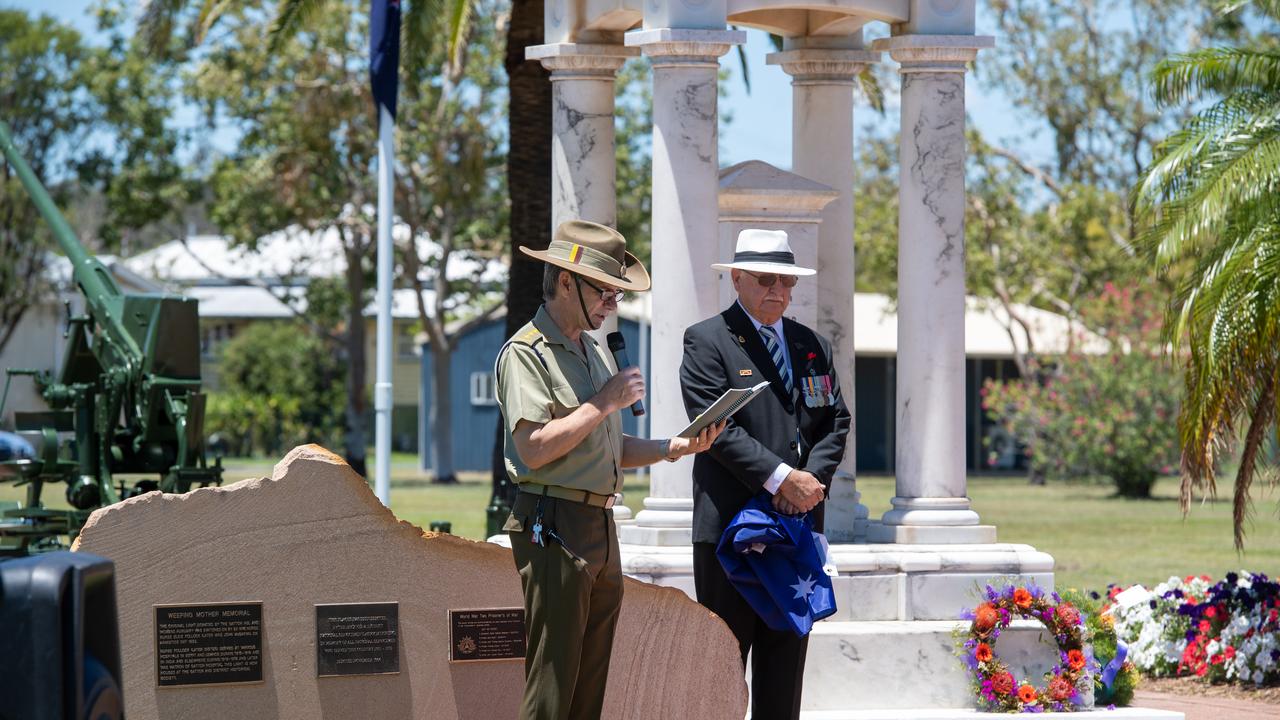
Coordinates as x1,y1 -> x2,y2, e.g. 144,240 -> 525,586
0,120 -> 222,555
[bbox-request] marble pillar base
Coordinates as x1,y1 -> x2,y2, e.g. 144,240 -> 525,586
873,496 -> 997,543
865,521 -> 998,544
825,471 -> 870,542
618,496 -> 694,545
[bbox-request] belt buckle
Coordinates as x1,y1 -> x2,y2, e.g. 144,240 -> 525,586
603,494 -> 617,509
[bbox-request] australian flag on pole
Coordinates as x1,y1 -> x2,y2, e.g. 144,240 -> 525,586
716,494 -> 837,636
369,0 -> 401,117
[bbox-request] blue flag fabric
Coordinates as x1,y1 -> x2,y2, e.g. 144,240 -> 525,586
716,494 -> 837,636
369,0 -> 401,118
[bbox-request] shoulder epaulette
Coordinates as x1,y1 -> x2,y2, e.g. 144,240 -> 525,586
514,326 -> 544,346
497,325 -> 549,373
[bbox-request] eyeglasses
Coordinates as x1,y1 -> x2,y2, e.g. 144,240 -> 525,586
743,270 -> 798,288
576,275 -> 625,303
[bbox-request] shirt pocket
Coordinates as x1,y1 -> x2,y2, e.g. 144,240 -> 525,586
550,383 -> 582,418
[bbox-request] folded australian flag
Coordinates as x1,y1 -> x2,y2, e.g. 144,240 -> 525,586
716,494 -> 837,636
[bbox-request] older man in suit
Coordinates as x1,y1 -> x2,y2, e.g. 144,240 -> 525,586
679,228 -> 852,720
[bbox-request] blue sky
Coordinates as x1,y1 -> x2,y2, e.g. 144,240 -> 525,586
7,0 -> 1044,174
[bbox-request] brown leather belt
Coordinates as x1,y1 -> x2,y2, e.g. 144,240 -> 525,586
521,485 -> 618,509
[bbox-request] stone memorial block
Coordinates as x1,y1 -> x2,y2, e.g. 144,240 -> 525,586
74,444 -> 746,720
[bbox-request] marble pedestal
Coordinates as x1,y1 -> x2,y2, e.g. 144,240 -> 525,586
613,540 -> 1179,718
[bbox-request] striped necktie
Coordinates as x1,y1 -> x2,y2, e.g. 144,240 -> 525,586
758,325 -> 793,395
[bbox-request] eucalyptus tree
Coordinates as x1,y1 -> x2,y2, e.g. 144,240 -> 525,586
1136,0 -> 1280,548
1,4 -> 187,357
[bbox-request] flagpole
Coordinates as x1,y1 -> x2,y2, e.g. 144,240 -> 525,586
374,104 -> 394,506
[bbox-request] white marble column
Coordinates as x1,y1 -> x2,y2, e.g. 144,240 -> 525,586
869,35 -> 996,545
527,42 -> 639,516
768,41 -> 880,542
526,43 -> 637,232
619,28 -> 743,546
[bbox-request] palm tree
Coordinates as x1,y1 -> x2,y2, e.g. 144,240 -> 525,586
1135,0 -> 1280,549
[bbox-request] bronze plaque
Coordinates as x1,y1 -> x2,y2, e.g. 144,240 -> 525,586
154,602 -> 263,687
315,602 -> 400,677
449,608 -> 525,663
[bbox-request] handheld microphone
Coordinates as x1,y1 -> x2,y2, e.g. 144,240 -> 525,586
606,331 -> 645,416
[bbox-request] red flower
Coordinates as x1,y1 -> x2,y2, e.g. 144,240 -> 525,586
991,672 -> 1015,696
1048,675 -> 1073,701
1204,606 -> 1217,619
1199,620 -> 1212,634
975,643 -> 993,662
1225,646 -> 1236,660
1210,653 -> 1224,665
1013,588 -> 1033,608
1056,604 -> 1081,627
1018,685 -> 1039,704
1067,649 -> 1086,671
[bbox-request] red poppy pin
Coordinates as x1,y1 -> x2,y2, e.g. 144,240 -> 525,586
806,352 -> 817,361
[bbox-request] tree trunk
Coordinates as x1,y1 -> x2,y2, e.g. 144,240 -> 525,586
344,243 -> 369,478
429,342 -> 458,484
489,0 -> 552,532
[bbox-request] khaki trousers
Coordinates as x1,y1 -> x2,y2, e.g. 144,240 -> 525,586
506,491 -> 623,720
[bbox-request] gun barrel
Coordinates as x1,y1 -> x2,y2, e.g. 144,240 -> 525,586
0,120 -> 138,362
0,120 -> 125,300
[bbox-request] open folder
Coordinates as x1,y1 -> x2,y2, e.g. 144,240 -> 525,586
677,381 -> 771,438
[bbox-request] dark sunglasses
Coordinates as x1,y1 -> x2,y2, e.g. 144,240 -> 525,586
743,270 -> 799,288
576,275 -> 625,303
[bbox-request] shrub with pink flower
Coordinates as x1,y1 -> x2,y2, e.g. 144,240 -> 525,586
982,285 -> 1180,498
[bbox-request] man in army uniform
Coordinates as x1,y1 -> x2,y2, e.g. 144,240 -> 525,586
497,219 -> 725,720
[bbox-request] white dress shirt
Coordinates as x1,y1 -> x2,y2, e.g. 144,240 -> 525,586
737,301 -> 793,495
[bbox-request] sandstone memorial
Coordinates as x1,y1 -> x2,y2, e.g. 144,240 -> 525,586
72,445 -> 747,720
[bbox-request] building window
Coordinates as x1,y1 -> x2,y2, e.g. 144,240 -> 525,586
201,323 -> 236,360
397,326 -> 420,360
470,372 -> 496,406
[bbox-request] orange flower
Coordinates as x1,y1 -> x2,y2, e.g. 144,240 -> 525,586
1067,649 -> 1086,671
1013,587 -> 1033,608
974,603 -> 999,635
975,643 -> 993,662
1018,685 -> 1039,704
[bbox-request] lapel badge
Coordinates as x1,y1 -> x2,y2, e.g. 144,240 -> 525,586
737,335 -> 746,344
739,369 -> 753,376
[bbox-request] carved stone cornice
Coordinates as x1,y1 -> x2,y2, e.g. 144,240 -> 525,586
526,43 -> 637,80
766,49 -> 882,86
626,28 -> 745,68
871,34 -> 995,73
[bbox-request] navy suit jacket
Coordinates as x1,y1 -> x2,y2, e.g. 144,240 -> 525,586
680,303 -> 852,544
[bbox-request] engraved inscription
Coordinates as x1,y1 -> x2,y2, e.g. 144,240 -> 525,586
155,602 -> 263,687
315,602 -> 400,677
449,608 -> 526,662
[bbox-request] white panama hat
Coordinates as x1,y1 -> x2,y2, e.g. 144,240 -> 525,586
710,228 -> 816,276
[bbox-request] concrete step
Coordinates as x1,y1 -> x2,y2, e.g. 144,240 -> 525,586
794,709 -> 1183,719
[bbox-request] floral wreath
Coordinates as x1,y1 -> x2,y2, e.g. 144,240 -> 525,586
958,584 -> 1099,712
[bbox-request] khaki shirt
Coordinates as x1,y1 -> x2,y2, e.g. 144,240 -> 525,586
495,305 -> 624,495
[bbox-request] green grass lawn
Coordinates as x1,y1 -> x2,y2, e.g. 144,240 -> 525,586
5,458 -> 1277,593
